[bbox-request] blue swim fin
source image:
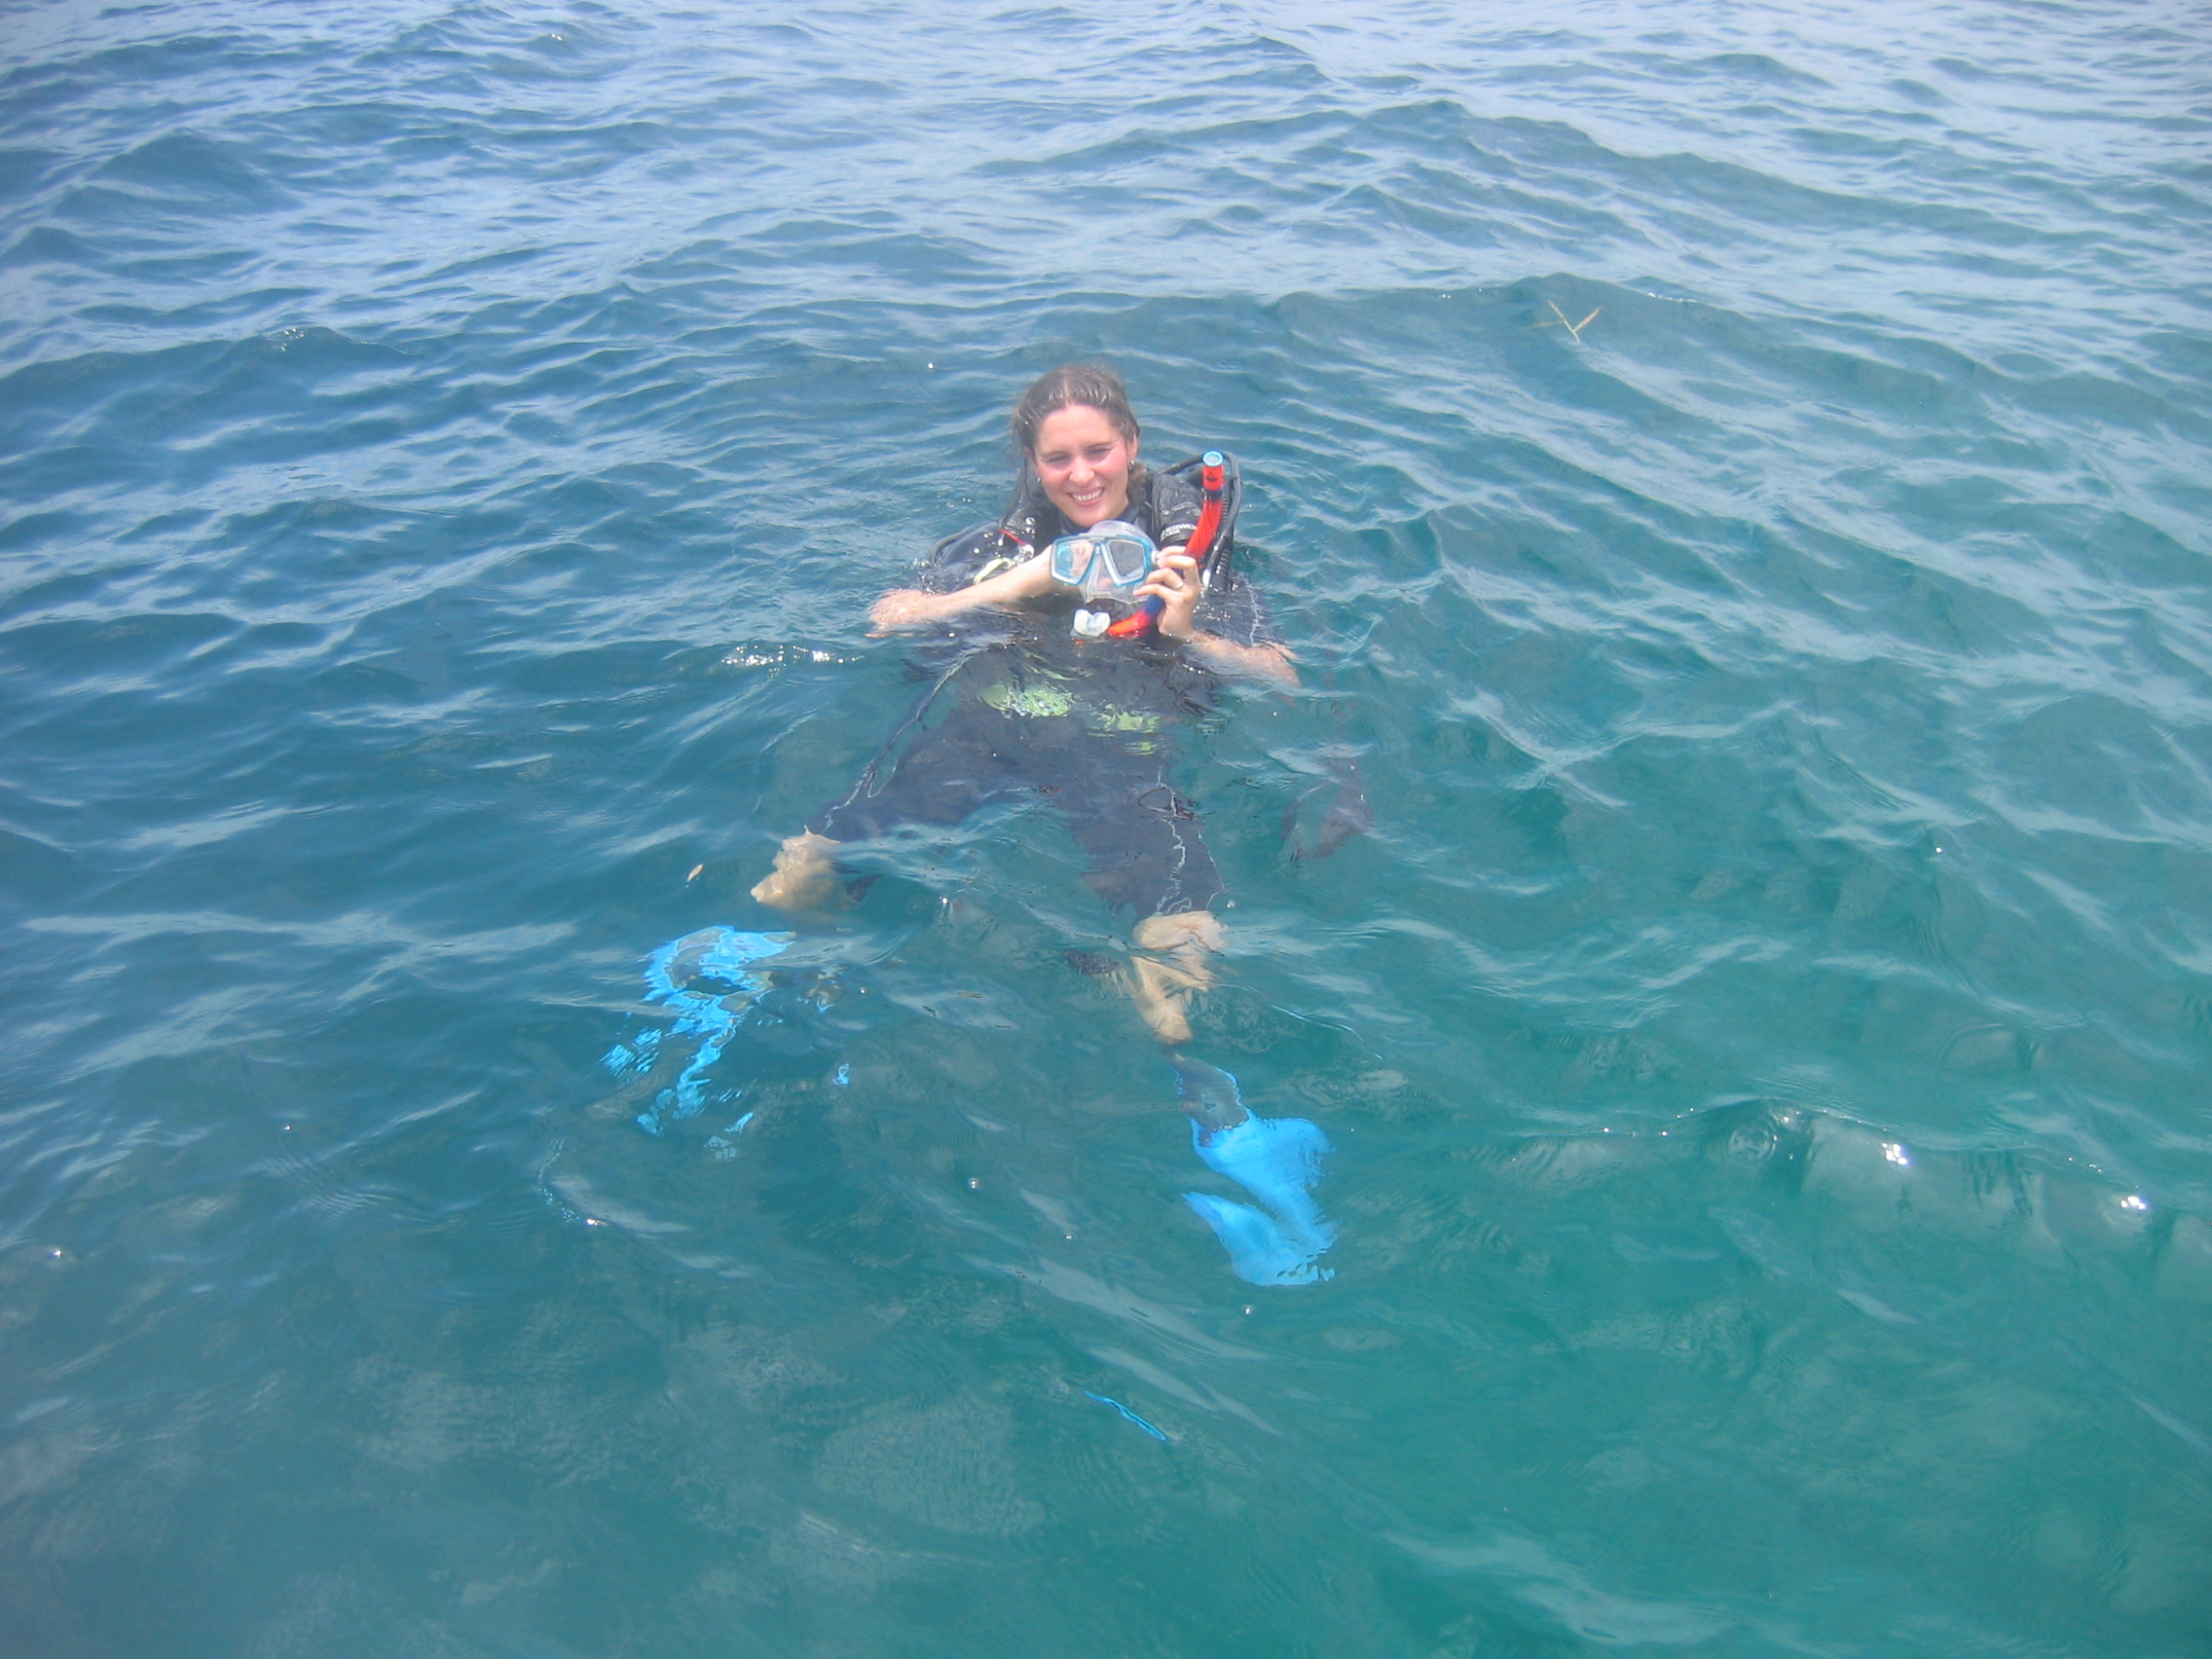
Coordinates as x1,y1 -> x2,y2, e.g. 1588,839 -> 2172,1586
1193,1113 -> 1337,1254
1183,1192 -> 1334,1286
1174,1059 -> 1337,1285
645,928 -> 793,1004
626,927 -> 793,1135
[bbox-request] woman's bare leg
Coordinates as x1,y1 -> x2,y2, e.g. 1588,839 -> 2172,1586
750,830 -> 845,911
1125,909 -> 1226,1046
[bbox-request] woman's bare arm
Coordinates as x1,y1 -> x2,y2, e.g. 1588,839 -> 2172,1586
1181,633 -> 1299,686
868,551 -> 1058,634
1138,551 -> 1300,687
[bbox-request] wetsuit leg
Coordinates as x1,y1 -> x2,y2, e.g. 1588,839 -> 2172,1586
808,705 -> 1048,843
1054,737 -> 1225,920
1050,734 -> 1228,1044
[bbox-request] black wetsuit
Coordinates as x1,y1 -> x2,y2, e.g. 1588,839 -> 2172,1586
808,466 -> 1280,918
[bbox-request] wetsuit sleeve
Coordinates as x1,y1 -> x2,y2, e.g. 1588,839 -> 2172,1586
910,523 -> 1024,596
1193,566 -> 1281,650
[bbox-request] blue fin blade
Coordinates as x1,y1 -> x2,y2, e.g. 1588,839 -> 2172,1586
1184,1192 -> 1334,1286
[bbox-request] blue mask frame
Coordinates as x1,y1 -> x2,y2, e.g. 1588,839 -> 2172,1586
1048,520 -> 1156,601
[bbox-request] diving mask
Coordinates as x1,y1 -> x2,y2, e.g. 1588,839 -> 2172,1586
1048,520 -> 1156,602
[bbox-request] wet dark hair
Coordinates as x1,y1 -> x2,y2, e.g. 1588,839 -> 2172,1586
1009,363 -> 1141,457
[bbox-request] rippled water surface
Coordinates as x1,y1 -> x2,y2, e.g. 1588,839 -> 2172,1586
5,2 -> 2211,1653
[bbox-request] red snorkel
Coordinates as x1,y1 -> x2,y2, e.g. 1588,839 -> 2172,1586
1106,451 -> 1226,640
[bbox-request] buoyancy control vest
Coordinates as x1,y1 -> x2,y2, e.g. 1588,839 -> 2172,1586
925,453 -> 1244,633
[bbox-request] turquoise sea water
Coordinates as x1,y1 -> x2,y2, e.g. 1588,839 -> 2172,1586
5,1 -> 2211,1652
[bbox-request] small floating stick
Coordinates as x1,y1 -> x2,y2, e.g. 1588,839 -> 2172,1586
1538,299 -> 1604,342
1085,1392 -> 1169,1442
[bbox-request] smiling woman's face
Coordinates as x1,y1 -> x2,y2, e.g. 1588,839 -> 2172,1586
1030,404 -> 1137,529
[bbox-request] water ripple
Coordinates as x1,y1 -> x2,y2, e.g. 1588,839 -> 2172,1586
3,1 -> 2210,1654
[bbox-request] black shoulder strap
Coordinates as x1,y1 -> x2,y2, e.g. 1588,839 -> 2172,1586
926,520 -> 1029,588
1161,451 -> 1241,588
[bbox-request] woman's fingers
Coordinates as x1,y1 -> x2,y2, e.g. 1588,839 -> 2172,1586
1136,552 -> 1198,604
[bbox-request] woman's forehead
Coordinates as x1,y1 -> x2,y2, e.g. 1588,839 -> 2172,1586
1034,404 -> 1128,450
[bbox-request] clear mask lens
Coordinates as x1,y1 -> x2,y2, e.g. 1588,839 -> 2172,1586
1093,534 -> 1152,592
1049,535 -> 1092,588
1048,521 -> 1155,601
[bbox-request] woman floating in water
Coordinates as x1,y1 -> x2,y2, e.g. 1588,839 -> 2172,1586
750,363 -> 1294,1046
713,365 -> 1337,1284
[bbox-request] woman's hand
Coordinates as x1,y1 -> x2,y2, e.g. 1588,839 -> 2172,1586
1135,546 -> 1203,641
1135,546 -> 1299,686
868,588 -> 952,633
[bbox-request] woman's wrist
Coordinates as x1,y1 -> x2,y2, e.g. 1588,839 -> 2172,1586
977,550 -> 1051,604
